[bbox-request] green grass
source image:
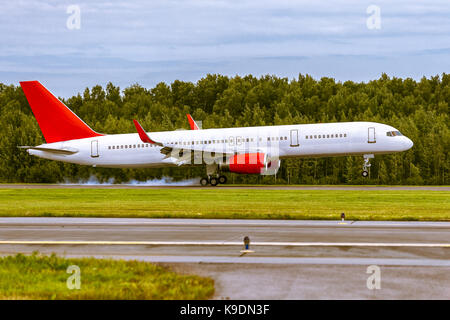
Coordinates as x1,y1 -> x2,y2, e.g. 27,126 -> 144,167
0,253 -> 214,300
0,188 -> 448,221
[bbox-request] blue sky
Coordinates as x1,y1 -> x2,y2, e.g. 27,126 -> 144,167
1,0 -> 449,97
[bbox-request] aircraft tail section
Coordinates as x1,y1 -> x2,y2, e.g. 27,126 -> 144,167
20,81 -> 103,143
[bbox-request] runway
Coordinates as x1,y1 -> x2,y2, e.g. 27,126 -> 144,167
1,184 -> 448,191
0,218 -> 449,299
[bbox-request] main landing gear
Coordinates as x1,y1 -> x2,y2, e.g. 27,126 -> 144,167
200,164 -> 227,186
362,154 -> 374,177
202,175 -> 228,186
200,175 -> 227,186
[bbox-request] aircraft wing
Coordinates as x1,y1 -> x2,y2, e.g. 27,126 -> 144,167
132,120 -> 267,164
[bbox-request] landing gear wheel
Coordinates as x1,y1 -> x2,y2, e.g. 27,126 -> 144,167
218,175 -> 227,184
200,177 -> 209,186
210,177 -> 219,186
361,154 -> 373,178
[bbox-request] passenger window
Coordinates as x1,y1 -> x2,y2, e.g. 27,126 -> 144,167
344,134 -> 347,137
327,134 -> 330,138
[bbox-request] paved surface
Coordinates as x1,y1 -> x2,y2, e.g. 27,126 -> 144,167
0,218 -> 449,299
0,184 -> 449,190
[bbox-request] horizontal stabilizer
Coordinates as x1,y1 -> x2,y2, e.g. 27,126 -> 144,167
19,146 -> 78,155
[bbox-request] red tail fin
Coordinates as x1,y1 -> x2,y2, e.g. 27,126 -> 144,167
20,81 -> 103,143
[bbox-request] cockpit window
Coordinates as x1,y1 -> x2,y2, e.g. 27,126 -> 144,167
386,131 -> 403,137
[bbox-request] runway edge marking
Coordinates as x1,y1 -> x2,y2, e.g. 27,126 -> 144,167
0,240 -> 449,247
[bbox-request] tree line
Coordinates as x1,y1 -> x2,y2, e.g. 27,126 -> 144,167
0,73 -> 448,185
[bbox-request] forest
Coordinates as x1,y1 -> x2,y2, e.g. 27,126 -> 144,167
0,73 -> 448,185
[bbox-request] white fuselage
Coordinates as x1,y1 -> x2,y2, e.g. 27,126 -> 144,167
28,121 -> 413,168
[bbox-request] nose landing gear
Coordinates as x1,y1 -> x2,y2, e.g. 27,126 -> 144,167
362,154 -> 374,177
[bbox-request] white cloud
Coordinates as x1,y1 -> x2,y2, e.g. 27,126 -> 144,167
0,0 -> 449,95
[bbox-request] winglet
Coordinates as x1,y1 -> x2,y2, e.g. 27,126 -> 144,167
187,114 -> 200,130
132,120 -> 163,146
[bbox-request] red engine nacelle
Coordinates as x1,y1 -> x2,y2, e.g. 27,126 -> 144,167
221,153 -> 281,175
227,153 -> 266,174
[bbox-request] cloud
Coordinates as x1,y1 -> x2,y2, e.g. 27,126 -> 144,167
0,0 -> 449,95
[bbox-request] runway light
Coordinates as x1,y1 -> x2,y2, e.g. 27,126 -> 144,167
240,236 -> 254,254
339,213 -> 347,225
244,236 -> 250,250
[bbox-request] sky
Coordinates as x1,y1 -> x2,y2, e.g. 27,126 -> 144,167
1,0 -> 449,97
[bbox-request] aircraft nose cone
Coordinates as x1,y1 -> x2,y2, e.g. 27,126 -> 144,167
404,137 -> 413,150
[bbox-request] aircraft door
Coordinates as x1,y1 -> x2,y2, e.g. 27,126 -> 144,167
368,127 -> 376,143
290,129 -> 299,147
91,140 -> 99,157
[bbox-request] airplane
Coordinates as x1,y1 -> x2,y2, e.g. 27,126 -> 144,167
19,80 -> 413,186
